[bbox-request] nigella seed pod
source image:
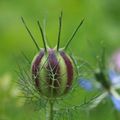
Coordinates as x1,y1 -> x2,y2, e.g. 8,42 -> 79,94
32,48 -> 74,97
21,13 -> 84,98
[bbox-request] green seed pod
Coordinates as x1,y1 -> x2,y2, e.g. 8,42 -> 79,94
32,48 -> 74,97
21,13 -> 84,98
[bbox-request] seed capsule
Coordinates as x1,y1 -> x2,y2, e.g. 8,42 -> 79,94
32,48 -> 74,97
21,13 -> 84,98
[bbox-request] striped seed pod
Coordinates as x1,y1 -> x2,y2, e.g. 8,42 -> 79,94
21,13 -> 84,97
32,48 -> 74,97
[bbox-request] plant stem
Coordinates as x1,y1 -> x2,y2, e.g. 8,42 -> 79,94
114,109 -> 120,120
46,100 -> 54,120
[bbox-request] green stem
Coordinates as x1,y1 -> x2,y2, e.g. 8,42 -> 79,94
114,109 -> 120,120
46,100 -> 54,120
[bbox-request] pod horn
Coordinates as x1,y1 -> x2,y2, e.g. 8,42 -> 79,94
21,17 -> 40,51
64,19 -> 84,50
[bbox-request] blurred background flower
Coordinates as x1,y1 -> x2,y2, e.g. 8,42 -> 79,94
109,49 -> 120,73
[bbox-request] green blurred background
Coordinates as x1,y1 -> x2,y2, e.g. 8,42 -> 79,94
0,0 -> 120,120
